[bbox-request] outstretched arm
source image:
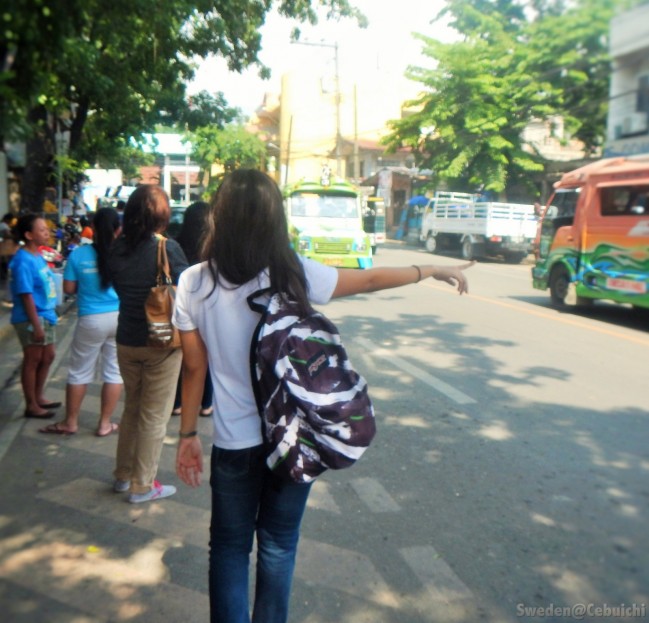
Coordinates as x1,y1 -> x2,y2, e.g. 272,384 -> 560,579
332,262 -> 474,299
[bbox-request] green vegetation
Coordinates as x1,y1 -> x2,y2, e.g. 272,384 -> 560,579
189,123 -> 268,197
1,0 -> 364,210
384,0 -> 634,195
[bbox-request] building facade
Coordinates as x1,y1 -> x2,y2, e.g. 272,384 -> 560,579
604,2 -> 649,157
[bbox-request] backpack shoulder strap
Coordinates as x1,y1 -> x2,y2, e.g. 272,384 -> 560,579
247,287 -> 271,314
248,287 -> 272,416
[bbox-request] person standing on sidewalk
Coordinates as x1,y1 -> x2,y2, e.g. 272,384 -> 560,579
39,207 -> 123,437
109,185 -> 188,504
173,169 -> 473,623
171,201 -> 214,418
9,214 -> 60,419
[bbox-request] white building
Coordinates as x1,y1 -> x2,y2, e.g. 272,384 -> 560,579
605,2 -> 649,157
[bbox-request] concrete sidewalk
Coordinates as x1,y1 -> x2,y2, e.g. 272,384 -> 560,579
0,305 -> 214,622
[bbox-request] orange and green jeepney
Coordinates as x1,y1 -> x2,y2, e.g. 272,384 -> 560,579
532,157 -> 649,310
284,179 -> 373,268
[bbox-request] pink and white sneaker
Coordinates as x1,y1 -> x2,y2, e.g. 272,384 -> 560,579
128,480 -> 176,504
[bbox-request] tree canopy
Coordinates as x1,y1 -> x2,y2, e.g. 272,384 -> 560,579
383,0 -> 627,197
190,123 -> 267,196
1,0 -> 364,209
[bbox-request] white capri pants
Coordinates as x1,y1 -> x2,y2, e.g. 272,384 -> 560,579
67,311 -> 123,385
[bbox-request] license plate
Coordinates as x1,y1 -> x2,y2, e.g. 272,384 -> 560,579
606,278 -> 647,294
321,257 -> 344,266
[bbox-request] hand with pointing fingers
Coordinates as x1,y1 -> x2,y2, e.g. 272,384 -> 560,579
431,261 -> 475,295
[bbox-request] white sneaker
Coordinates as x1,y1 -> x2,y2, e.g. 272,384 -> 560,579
128,480 -> 176,504
113,479 -> 130,493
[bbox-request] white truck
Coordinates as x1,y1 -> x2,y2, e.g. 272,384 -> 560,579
419,191 -> 537,263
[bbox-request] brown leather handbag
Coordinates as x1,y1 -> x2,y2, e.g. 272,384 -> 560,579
145,237 -> 180,348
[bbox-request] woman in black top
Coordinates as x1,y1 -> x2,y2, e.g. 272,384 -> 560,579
108,185 -> 188,504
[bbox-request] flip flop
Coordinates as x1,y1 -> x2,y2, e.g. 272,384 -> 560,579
200,407 -> 213,417
38,401 -> 62,409
25,410 -> 55,419
39,422 -> 76,435
95,422 -> 119,437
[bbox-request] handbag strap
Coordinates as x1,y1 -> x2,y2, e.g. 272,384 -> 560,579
156,237 -> 172,286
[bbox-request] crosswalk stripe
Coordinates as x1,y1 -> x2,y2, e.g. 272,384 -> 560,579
297,538 -> 400,608
399,545 -> 476,618
349,477 -> 401,512
353,336 -> 476,405
308,479 -> 342,514
37,477 -> 210,549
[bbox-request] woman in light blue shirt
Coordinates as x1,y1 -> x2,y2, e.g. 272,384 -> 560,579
40,208 -> 123,436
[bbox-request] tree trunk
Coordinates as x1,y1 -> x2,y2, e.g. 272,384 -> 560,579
20,105 -> 52,213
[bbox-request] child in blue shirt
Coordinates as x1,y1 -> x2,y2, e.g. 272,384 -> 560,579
9,215 -> 59,418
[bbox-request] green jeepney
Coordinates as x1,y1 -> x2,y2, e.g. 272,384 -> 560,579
284,179 -> 373,268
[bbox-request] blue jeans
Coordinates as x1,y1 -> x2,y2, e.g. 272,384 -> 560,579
209,444 -> 313,623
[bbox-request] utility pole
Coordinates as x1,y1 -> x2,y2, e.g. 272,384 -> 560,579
291,39 -> 342,178
353,84 -> 360,182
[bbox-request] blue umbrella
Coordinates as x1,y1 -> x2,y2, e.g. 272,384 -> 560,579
408,195 -> 428,206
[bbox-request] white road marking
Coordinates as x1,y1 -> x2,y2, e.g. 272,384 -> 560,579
349,477 -> 401,512
353,337 -> 476,405
297,538 -> 400,608
400,545 -> 476,618
309,478 -> 342,514
37,477 -> 210,549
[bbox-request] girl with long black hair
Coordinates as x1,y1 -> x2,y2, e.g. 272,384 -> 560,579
40,207 -> 124,436
173,169 -> 473,623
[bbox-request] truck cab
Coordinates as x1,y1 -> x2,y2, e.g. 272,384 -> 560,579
532,157 -> 649,309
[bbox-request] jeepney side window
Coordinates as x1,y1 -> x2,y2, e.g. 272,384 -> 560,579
600,186 -> 649,216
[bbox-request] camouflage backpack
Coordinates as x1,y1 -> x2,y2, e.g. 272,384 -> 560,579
248,290 -> 376,484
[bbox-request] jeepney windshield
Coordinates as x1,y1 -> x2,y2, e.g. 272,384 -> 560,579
546,188 -> 580,219
289,192 -> 358,219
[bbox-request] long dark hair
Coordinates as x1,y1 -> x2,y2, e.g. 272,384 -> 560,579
122,185 -> 170,252
176,201 -> 208,265
202,169 -> 310,312
92,207 -> 121,289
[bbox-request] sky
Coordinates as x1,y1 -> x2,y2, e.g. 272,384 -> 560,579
189,0 -> 455,116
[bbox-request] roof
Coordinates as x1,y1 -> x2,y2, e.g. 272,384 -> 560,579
555,156 -> 649,187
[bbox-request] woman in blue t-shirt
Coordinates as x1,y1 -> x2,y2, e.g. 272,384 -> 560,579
9,214 -> 59,418
40,208 -> 123,436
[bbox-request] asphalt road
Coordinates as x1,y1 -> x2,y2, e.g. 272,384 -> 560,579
0,243 -> 647,623
317,243 -> 649,622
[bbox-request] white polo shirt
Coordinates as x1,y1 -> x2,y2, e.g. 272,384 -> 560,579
173,257 -> 338,449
